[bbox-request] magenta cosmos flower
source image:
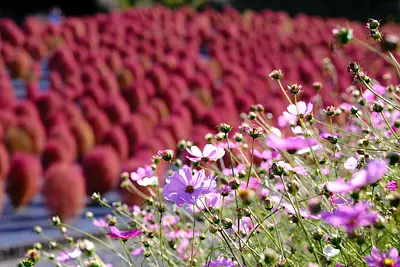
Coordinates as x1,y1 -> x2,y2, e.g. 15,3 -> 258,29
322,202 -> 377,233
107,226 -> 142,239
186,144 -> 225,162
163,166 -> 217,206
387,181 -> 398,191
266,134 -> 317,154
365,247 -> 400,267
206,257 -> 238,267
326,160 -> 389,193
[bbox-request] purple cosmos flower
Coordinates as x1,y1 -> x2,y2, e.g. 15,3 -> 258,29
130,165 -> 155,181
131,247 -> 143,256
387,181 -> 398,191
163,167 -> 217,206
207,257 -> 238,267
322,202 -> 378,233
365,247 -> 400,267
326,160 -> 389,193
186,144 -> 225,162
363,84 -> 386,103
107,226 -> 142,239
266,134 -> 317,154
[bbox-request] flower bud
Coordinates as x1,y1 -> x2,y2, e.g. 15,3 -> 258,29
372,101 -> 384,113
263,248 -> 278,265
25,249 -> 40,263
212,214 -> 220,224
367,18 -> 380,30
157,149 -> 174,162
287,84 -> 302,95
312,82 -> 322,91
215,132 -> 225,141
144,252 -> 151,258
52,216 -> 61,227
269,69 -> 284,80
312,229 -> 324,241
91,192 -> 101,201
33,226 -> 42,234
49,241 -> 57,249
287,181 -> 299,195
386,152 -> 400,165
229,178 -> 240,190
218,123 -> 232,134
85,211 -> 94,219
248,112 -> 257,120
204,133 -> 213,142
333,26 -> 353,45
324,106 -> 336,117
233,133 -> 243,142
33,243 -> 42,250
199,233 -> 206,240
386,192 -> 400,207
347,62 -> 361,75
221,218 -> 233,229
209,225 -> 218,234
350,106 -> 359,115
220,186 -> 231,197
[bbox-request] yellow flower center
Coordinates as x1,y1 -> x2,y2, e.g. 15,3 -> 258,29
384,258 -> 395,267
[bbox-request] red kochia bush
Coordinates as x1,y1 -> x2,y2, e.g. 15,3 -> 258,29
0,144 -> 10,181
6,152 -> 42,208
69,118 -> 96,157
48,124 -> 78,160
103,94 -> 131,124
83,146 -> 121,195
101,126 -> 129,161
43,163 -> 86,220
42,139 -> 73,170
86,111 -> 112,144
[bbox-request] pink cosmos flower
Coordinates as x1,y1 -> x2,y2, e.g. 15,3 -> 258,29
266,134 -> 317,154
93,218 -> 108,228
326,160 -> 389,193
163,167 -> 217,206
130,165 -> 155,182
363,84 -> 386,103
186,144 -> 225,162
107,226 -> 142,239
283,101 -> 313,120
365,247 -> 400,267
387,180 -> 398,191
322,202 -> 377,233
343,157 -> 358,171
162,215 -> 179,227
253,149 -> 279,160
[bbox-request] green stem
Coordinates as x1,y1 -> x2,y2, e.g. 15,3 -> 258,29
245,138 -> 255,190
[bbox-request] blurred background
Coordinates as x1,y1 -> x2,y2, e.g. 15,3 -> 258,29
0,0 -> 399,265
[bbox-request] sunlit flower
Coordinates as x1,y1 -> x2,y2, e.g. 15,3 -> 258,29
365,247 -> 400,267
186,144 -> 225,162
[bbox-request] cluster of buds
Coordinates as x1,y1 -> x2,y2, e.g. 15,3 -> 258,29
347,62 -> 371,84
367,18 -> 382,41
239,123 -> 264,139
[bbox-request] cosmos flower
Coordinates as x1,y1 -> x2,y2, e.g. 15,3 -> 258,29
206,257 -> 238,267
107,226 -> 142,239
186,144 -> 225,162
326,160 -> 388,193
163,167 -> 216,206
266,134 -> 317,154
92,218 -> 108,228
322,202 -> 377,233
162,215 -> 179,227
365,247 -> 400,267
283,101 -> 313,119
130,165 -> 155,182
387,181 -> 398,191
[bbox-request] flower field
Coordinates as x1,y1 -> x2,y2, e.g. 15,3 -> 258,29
0,5 -> 400,267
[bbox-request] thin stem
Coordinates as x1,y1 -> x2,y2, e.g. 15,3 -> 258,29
121,240 -> 135,267
277,80 -> 293,104
245,138 -> 255,190
381,112 -> 400,141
